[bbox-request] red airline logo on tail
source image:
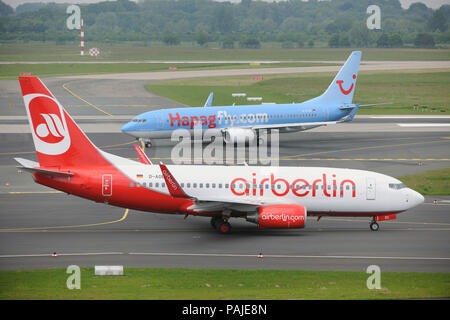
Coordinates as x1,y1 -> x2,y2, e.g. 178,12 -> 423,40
336,74 -> 356,95
24,93 -> 71,155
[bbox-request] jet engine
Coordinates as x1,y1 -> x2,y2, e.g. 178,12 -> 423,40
222,127 -> 256,144
246,204 -> 307,229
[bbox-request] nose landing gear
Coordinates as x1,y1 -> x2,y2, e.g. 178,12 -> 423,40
138,138 -> 152,148
370,217 -> 379,231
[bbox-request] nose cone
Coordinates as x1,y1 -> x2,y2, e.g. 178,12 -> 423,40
409,189 -> 425,208
121,121 -> 139,138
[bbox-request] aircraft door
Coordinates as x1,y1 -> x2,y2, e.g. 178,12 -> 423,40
157,114 -> 165,129
366,177 -> 376,200
102,174 -> 112,197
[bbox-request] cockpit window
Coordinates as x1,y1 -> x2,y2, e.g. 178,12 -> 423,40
389,183 -> 406,190
132,119 -> 147,123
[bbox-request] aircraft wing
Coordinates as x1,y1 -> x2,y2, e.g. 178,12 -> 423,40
248,120 -> 339,131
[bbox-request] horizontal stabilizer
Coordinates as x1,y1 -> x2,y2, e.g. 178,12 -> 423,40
359,102 -> 393,108
15,157 -> 74,177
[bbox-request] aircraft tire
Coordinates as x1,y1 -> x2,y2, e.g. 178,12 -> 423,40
370,222 -> 379,231
217,221 -> 232,234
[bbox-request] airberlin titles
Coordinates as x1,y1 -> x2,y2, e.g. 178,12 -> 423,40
230,173 -> 356,198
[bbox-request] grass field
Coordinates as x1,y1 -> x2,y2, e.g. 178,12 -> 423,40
0,62 -> 333,80
399,168 -> 450,195
0,268 -> 448,300
1,43 -> 449,61
146,70 -> 450,114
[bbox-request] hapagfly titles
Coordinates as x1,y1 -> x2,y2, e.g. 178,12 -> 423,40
182,304 -> 267,317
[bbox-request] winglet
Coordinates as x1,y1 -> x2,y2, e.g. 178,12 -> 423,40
204,92 -> 213,107
159,163 -> 191,199
342,103 -> 360,123
134,144 -> 152,165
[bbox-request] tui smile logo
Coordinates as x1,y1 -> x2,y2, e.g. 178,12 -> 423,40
336,74 -> 356,95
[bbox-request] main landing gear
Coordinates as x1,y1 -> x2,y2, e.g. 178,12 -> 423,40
370,217 -> 380,231
210,216 -> 232,234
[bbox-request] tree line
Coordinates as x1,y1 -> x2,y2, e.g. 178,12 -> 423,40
0,0 -> 448,48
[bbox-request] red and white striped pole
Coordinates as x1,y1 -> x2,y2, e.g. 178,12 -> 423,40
80,18 -> 84,56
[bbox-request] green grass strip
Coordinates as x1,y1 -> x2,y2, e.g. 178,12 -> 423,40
399,168 -> 450,195
0,268 -> 448,300
146,70 -> 450,115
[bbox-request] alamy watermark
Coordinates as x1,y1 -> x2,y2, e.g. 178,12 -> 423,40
66,265 -> 81,290
66,5 -> 81,30
366,5 -> 381,30
170,128 -> 279,166
366,265 -> 381,290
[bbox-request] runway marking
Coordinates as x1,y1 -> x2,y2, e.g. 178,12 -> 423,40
0,252 -> 448,261
321,217 -> 450,226
0,252 -> 124,258
149,157 -> 450,162
283,138 -> 450,160
8,191 -> 62,194
397,123 -> 450,127
62,81 -> 113,117
128,252 -> 450,261
0,140 -> 135,156
0,209 -> 129,232
371,116 -> 450,119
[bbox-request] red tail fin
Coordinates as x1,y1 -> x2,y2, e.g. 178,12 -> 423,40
19,76 -> 105,168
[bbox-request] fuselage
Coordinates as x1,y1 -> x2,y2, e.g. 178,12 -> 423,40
121,100 -> 354,139
34,150 -> 424,218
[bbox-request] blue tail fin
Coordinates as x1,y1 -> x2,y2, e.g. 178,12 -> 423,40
204,92 -> 214,107
311,51 -> 361,104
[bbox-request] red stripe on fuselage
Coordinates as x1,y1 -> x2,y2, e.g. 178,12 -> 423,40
308,210 -> 403,217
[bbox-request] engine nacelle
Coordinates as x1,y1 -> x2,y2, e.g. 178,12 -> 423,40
222,127 -> 256,144
246,204 -> 307,229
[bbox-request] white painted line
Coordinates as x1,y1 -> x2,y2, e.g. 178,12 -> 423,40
396,123 -> 450,127
129,252 -> 450,261
1,252 -> 449,261
371,116 -> 450,119
0,252 -> 124,258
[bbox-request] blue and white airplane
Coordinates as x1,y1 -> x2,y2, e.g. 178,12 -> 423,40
122,51 -> 368,147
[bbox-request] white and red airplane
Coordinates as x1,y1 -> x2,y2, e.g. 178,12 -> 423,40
15,76 -> 424,234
